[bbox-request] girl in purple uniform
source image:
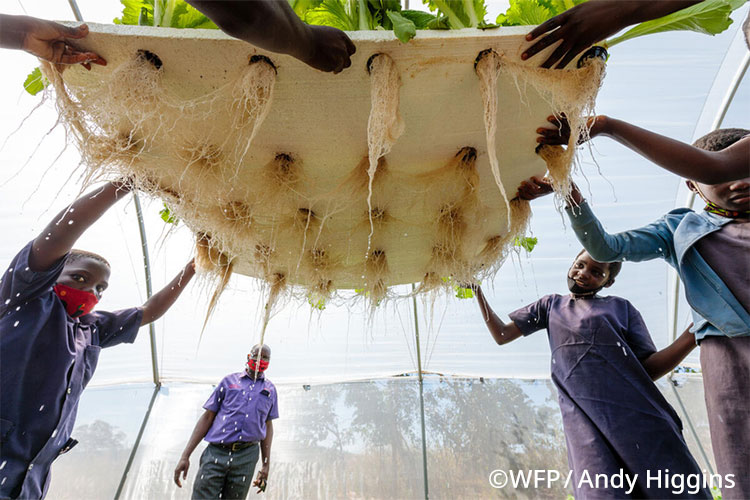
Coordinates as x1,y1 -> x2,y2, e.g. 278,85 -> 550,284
472,250 -> 711,499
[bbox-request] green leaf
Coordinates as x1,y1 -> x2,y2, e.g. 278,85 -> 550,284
387,10 -> 417,42
477,20 -> 500,29
306,0 -> 357,31
454,285 -> 475,299
513,236 -> 538,252
114,0 -> 153,25
497,0 -> 552,26
159,203 -> 179,224
23,67 -> 48,96
399,9 -> 438,29
176,5 -> 219,29
606,0 -> 745,48
289,0 -> 324,18
307,297 -> 327,310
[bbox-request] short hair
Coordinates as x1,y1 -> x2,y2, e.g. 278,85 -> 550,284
575,249 -> 622,281
250,344 -> 271,356
692,128 -> 750,152
66,249 -> 111,268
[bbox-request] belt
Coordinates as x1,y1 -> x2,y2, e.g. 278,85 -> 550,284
211,441 -> 258,452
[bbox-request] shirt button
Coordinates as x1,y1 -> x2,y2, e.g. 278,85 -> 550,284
67,388 -> 72,394
28,464 -> 34,471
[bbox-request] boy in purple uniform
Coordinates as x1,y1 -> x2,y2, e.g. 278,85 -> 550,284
472,250 -> 710,499
0,181 -> 195,499
174,344 -> 278,499
533,123 -> 750,498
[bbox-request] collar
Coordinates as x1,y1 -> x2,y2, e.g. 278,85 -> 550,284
242,371 -> 264,381
703,201 -> 750,219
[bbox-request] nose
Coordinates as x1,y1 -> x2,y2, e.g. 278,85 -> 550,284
729,178 -> 750,191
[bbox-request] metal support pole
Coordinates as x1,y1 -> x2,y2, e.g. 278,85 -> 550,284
67,0 -> 83,21
133,192 -> 161,384
411,284 -> 429,500
113,384 -> 161,500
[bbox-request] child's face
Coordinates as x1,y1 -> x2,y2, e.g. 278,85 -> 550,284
567,251 -> 612,294
58,257 -> 111,301
690,177 -> 750,212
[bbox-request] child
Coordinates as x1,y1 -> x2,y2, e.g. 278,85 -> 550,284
0,181 -> 195,499
529,125 -> 750,498
472,250 -> 710,499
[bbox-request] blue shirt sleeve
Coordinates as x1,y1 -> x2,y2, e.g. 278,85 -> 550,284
1,241 -> 67,316
509,295 -> 551,336
203,378 -> 228,413
88,307 -> 144,348
622,300 -> 657,362
565,202 -> 677,264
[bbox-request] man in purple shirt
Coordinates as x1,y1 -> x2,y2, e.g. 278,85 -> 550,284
174,345 -> 278,499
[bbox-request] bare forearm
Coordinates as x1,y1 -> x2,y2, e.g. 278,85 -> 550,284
597,117 -> 749,183
0,14 -> 28,49
260,422 -> 273,467
642,326 -> 696,380
185,0 -> 310,60
30,181 -> 131,271
475,287 -> 521,345
141,260 -> 195,325
181,411 -> 215,459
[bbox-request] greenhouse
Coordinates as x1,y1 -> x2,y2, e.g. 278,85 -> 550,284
1,0 -> 748,498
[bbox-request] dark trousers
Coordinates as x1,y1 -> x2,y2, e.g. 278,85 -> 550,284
192,443 -> 259,500
700,336 -> 750,500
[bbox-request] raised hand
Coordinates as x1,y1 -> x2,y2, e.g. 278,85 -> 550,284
515,176 -> 554,201
301,25 -> 356,73
2,15 -> 106,69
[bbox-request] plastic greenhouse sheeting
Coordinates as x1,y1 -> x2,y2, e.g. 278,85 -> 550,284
1,0 -> 749,498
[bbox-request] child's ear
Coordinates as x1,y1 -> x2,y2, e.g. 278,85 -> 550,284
686,180 -> 698,192
603,278 -> 615,288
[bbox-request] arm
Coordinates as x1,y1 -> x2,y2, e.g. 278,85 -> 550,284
0,14 -> 105,68
537,114 -> 750,183
473,286 -> 523,345
29,181 -> 131,272
522,0 -> 702,69
253,420 -> 274,493
591,116 -> 749,184
184,0 -> 355,73
516,176 -> 674,263
174,409 -> 217,488
641,325 -> 697,380
140,259 -> 196,325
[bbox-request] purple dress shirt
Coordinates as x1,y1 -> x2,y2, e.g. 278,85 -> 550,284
203,372 -> 279,444
0,241 -> 143,499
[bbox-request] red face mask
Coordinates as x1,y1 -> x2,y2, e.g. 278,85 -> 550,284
53,284 -> 98,318
247,357 -> 269,373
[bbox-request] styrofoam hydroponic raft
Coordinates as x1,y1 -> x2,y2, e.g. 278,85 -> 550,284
44,24 -> 605,301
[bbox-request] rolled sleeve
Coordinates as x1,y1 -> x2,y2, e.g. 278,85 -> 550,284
90,307 -> 144,348
1,241 -> 67,315
267,390 -> 279,421
203,379 -> 227,413
509,296 -> 550,336
565,202 -> 675,264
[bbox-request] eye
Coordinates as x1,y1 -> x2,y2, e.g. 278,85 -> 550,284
72,274 -> 85,283
96,285 -> 106,293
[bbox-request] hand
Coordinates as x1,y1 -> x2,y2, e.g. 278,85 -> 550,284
522,0 -> 637,69
18,17 -> 106,69
253,464 -> 269,493
536,115 -> 606,147
300,25 -> 356,73
174,457 -> 190,487
515,176 -> 554,201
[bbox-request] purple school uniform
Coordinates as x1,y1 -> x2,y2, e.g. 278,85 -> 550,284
203,372 -> 279,444
510,294 -> 710,499
0,242 -> 143,499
